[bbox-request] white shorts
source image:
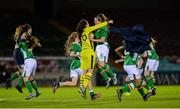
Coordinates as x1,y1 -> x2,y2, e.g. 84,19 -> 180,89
70,68 -> 83,78
124,65 -> 141,80
23,58 -> 37,77
95,44 -> 109,63
138,68 -> 144,78
145,59 -> 159,72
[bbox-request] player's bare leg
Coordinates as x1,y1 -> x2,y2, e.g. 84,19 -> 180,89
53,77 -> 78,93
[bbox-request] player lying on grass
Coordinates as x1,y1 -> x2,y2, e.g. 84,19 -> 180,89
53,32 -> 100,100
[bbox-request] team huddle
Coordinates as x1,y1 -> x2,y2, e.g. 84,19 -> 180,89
53,13 -> 116,100
6,13 -> 159,101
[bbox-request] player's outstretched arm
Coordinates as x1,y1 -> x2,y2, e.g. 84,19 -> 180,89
88,20 -> 113,33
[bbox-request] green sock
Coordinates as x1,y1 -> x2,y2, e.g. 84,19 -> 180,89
149,78 -> 155,88
17,76 -> 23,87
25,81 -> 33,93
10,73 -> 18,81
122,84 -> 131,93
145,76 -> 155,89
31,80 -> 39,93
99,66 -> 109,81
142,79 -> 151,90
122,81 -> 136,93
138,87 -> 145,96
145,85 -> 150,90
105,64 -> 114,77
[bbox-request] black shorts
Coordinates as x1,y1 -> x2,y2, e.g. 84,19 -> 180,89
13,48 -> 24,67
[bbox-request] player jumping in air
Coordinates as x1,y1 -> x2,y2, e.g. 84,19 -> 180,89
76,19 -> 113,98
53,32 -> 82,89
114,42 -> 125,64
90,13 -> 117,89
144,37 -> 159,95
16,25 -> 41,100
111,25 -> 152,102
52,32 -> 100,100
6,24 -> 32,93
114,41 -> 157,98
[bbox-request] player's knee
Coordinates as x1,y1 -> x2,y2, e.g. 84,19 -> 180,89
144,71 -> 150,77
72,77 -> 78,86
150,71 -> 154,77
135,79 -> 142,87
134,74 -> 142,87
134,74 -> 141,79
19,68 -> 24,72
29,76 -> 33,81
15,71 -> 21,76
71,82 -> 77,86
98,61 -> 105,67
87,69 -> 93,73
30,79 -> 36,83
23,77 -> 29,82
125,76 -> 131,82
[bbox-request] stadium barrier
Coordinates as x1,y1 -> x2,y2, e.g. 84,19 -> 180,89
1,57 -> 180,87
115,71 -> 180,86
0,56 -> 97,87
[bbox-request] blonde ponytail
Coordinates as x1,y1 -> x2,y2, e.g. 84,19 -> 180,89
64,32 -> 79,57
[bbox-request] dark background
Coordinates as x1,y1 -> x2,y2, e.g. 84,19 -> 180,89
0,0 -> 180,86
0,0 -> 180,57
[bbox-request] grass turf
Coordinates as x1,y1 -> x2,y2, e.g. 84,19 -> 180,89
0,86 -> 180,108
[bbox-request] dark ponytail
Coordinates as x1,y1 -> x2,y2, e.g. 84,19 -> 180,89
76,19 -> 88,35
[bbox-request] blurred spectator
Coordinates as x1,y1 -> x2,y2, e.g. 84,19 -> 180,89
0,63 -> 10,85
168,55 -> 180,64
37,60 -> 61,73
0,59 -> 64,73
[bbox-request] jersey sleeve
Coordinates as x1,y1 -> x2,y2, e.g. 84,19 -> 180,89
86,22 -> 108,34
18,42 -> 29,53
71,44 -> 81,52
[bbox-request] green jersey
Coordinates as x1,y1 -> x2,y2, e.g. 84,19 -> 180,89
94,26 -> 110,45
123,52 -> 140,65
147,48 -> 159,60
70,42 -> 82,70
18,40 -> 35,59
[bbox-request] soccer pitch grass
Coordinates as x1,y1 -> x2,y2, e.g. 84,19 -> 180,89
0,86 -> 180,108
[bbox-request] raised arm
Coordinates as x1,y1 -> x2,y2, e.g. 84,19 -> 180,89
90,33 -> 106,43
87,20 -> 113,33
115,46 -> 125,59
115,45 -> 124,52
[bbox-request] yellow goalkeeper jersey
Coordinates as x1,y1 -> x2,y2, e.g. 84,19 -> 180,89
81,22 -> 108,50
